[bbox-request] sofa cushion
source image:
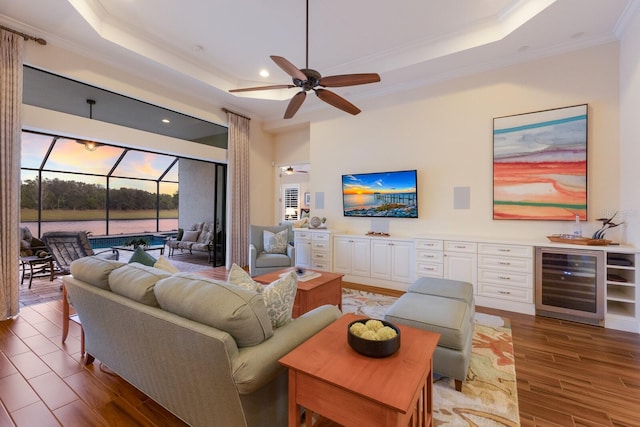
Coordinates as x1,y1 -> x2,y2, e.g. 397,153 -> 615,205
69,256 -> 126,290
153,255 -> 180,273
109,263 -> 170,306
263,229 -> 288,254
154,273 -> 273,347
128,246 -> 157,266
182,230 -> 200,242
227,265 -> 297,328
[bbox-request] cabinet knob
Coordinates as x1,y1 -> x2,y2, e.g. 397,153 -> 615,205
498,249 -> 511,252
498,276 -> 511,280
498,290 -> 511,295
498,261 -> 511,265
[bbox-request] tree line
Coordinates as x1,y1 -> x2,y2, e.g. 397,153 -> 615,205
21,178 -> 178,211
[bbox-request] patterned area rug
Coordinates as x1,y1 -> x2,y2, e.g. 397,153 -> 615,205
341,289 -> 520,427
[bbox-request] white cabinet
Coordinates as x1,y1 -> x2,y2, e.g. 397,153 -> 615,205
477,243 -> 533,304
605,251 -> 639,332
443,241 -> 477,289
370,239 -> 412,283
334,236 -> 370,277
294,229 -> 333,271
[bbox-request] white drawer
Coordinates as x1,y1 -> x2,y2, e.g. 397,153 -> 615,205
417,262 -> 443,277
416,250 -> 443,263
415,239 -> 443,250
311,261 -> 329,271
479,282 -> 532,303
312,252 -> 330,262
478,254 -> 532,273
444,241 -> 477,253
312,233 -> 330,242
478,243 -> 533,258
312,242 -> 329,251
295,232 -> 312,241
477,268 -> 532,288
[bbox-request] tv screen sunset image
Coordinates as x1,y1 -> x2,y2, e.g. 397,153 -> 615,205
342,170 -> 418,218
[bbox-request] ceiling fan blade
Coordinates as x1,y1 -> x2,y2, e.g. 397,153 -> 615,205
229,84 -> 295,93
319,73 -> 381,88
284,91 -> 307,119
270,56 -> 307,81
315,89 -> 361,115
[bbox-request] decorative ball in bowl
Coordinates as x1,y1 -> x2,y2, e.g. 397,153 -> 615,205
347,318 -> 401,358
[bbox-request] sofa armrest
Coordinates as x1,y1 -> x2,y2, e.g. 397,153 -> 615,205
287,244 -> 295,265
232,304 -> 342,394
249,243 -> 258,275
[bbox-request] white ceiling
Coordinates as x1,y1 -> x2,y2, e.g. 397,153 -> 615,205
0,0 -> 636,131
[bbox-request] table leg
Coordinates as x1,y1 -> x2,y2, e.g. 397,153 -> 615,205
28,261 -> 35,289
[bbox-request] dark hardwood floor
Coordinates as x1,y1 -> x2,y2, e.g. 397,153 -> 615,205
3,269 -> 640,426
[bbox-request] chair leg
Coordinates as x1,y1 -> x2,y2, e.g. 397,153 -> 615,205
62,285 -> 70,343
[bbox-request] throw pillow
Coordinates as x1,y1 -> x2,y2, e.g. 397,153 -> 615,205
154,255 -> 180,273
262,272 -> 297,328
182,230 -> 199,242
128,246 -> 157,267
176,228 -> 184,241
227,263 -> 262,292
263,229 -> 288,254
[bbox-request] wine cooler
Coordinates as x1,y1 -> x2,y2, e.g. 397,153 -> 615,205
535,247 -> 605,326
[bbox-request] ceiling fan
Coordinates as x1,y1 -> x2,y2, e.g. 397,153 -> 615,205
229,0 -> 381,119
283,165 -> 308,175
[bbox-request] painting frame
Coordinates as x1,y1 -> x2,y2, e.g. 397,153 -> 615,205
493,104 -> 588,221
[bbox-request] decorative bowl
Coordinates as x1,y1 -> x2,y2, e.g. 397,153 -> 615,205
309,216 -> 322,228
347,319 -> 401,358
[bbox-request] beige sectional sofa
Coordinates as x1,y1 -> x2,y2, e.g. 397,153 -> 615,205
63,256 -> 341,427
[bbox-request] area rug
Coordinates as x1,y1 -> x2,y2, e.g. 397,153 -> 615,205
341,289 -> 520,427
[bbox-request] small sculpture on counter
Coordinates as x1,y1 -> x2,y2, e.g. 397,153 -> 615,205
592,212 -> 623,240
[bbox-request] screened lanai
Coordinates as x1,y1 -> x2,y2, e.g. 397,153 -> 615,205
20,129 -> 227,267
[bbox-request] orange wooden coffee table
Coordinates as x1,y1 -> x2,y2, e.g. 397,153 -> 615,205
253,268 -> 343,318
279,313 -> 440,427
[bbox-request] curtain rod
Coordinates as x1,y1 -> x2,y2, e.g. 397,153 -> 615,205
0,24 -> 47,45
222,108 -> 251,121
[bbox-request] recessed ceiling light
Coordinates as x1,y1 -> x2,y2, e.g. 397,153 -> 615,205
517,45 -> 530,53
259,69 -> 269,78
162,118 -> 170,124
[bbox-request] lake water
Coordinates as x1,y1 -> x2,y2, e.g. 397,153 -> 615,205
21,219 -> 179,237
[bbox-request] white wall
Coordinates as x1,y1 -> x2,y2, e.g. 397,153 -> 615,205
308,43 -> 622,242
619,7 -> 640,248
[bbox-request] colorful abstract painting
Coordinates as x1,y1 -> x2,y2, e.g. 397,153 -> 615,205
493,104 -> 587,220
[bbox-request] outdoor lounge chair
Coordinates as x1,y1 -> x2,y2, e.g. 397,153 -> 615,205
42,231 -> 120,348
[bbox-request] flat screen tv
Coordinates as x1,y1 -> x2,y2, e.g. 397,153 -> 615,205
342,170 -> 418,218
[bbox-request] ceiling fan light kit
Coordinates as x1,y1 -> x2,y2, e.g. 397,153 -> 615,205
229,0 -> 380,119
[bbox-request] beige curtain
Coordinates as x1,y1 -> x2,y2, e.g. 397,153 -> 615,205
226,111 -> 250,269
0,30 -> 24,319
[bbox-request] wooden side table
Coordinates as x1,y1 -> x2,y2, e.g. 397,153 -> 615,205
252,268 -> 343,317
62,284 -> 85,356
279,313 -> 440,427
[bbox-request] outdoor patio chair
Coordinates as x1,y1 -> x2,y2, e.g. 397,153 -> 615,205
42,231 -> 120,347
42,231 -> 119,275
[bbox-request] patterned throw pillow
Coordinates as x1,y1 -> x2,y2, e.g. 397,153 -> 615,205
261,272 -> 297,328
263,229 -> 288,254
227,264 -> 297,328
227,263 -> 262,292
